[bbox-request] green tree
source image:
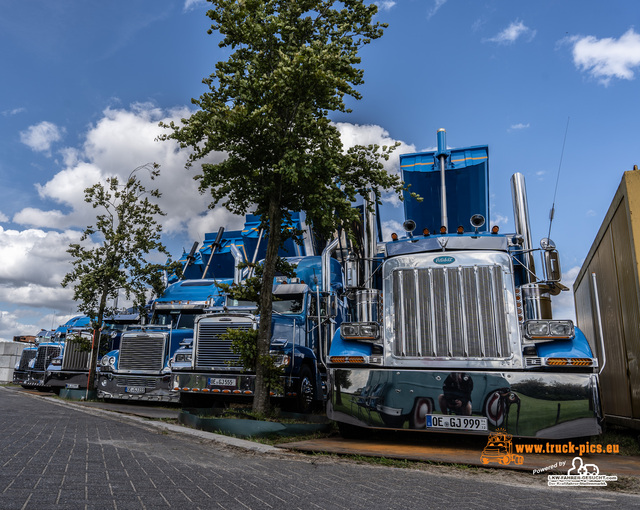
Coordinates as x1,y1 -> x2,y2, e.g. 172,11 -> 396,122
61,163 -> 172,391
161,0 -> 405,413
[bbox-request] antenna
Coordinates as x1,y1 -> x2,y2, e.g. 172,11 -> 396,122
547,117 -> 570,241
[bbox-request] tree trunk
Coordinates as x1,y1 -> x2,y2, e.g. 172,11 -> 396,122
252,195 -> 282,414
87,289 -> 108,394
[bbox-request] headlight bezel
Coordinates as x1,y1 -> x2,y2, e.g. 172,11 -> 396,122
174,352 -> 192,363
340,322 -> 381,343
524,320 -> 575,341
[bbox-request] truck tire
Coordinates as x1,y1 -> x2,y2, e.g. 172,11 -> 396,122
295,366 -> 315,414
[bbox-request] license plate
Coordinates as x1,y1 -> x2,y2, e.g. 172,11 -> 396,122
65,383 -> 79,389
426,415 -> 488,431
208,377 -> 236,387
125,386 -> 146,394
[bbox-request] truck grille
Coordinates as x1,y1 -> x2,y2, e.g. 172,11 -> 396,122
115,376 -> 158,388
18,350 -> 37,371
195,322 -> 252,370
392,265 -> 511,359
118,334 -> 166,371
62,339 -> 91,370
34,345 -> 61,370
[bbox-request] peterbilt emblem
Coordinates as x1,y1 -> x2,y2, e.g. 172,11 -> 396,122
434,256 -> 455,265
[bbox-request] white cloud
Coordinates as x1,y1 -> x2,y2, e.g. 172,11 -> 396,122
13,104 -> 236,235
2,107 -> 25,117
571,28 -> 640,85
0,227 -> 84,289
0,211 -> 8,222
19,121 -> 65,154
183,0 -> 206,11
381,220 -> 403,242
509,123 -> 530,131
427,0 -> 448,19
487,20 -> 536,45
334,122 -> 416,178
375,1 -> 397,11
490,213 -> 509,228
0,227 -> 83,338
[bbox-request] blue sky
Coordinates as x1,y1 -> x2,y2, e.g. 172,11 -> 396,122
1,0 -> 639,340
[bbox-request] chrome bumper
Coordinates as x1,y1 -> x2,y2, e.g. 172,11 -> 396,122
96,373 -> 179,402
327,368 -> 603,439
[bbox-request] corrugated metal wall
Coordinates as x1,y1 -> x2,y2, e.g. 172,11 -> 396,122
574,171 -> 640,425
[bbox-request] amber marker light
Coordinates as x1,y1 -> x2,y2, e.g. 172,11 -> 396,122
491,225 -> 499,234
457,226 -> 464,234
391,232 -> 398,241
546,358 -> 568,366
440,226 -> 447,234
570,359 -> 593,366
423,228 -> 430,236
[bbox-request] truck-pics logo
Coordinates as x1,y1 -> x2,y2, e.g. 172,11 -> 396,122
480,430 -> 524,466
434,256 -> 455,265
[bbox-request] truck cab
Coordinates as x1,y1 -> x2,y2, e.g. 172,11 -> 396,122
44,327 -> 94,393
21,316 -> 88,390
172,255 -> 345,412
327,130 -> 602,439
96,279 -> 230,402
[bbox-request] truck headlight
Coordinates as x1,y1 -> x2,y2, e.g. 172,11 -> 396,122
50,358 -> 62,366
100,355 -> 116,367
269,352 -> 290,367
340,322 -> 380,342
174,353 -> 192,363
524,320 -> 574,341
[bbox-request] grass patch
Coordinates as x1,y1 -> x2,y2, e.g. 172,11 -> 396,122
590,426 -> 640,456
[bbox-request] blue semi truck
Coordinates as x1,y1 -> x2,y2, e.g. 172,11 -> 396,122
96,278 -> 234,402
327,129 -> 603,439
44,312 -> 141,393
19,316 -> 90,391
95,217 -> 276,402
171,250 -> 345,412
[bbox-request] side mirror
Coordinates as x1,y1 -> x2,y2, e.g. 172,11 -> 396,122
543,249 -> 561,282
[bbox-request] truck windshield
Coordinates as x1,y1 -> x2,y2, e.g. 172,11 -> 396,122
151,311 -> 202,329
272,294 -> 304,314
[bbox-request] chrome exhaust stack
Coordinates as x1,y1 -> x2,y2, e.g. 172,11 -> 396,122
510,172 -> 536,283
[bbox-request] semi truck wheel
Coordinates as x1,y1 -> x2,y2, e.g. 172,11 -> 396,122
296,366 -> 315,413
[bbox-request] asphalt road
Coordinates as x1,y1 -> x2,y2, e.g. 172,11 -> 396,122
1,387 -> 638,510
